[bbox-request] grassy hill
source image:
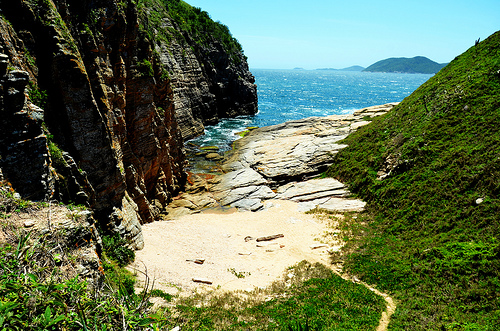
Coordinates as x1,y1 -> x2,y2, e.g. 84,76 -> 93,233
363,56 -> 447,74
327,31 -> 500,329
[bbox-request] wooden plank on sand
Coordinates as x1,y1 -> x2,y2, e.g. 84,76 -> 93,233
192,278 -> 213,284
256,234 -> 284,242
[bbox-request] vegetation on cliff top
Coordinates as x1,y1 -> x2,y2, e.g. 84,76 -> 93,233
327,31 -> 500,329
363,56 -> 447,74
137,0 -> 245,64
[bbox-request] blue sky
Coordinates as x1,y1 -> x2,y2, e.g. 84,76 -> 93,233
185,0 -> 499,69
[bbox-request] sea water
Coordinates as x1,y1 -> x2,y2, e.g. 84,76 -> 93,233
188,69 -> 432,152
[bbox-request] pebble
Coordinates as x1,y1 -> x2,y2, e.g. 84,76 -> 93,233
23,220 -> 35,228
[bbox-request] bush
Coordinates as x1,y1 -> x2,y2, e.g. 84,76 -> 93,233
102,233 -> 135,267
27,82 -> 48,109
0,230 -> 160,330
137,59 -> 154,77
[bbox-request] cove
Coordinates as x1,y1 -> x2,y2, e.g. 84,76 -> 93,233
188,69 -> 432,151
186,69 -> 432,172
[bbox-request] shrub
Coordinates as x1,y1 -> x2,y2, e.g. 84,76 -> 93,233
102,233 -> 135,267
0,229 -> 159,330
27,82 -> 48,109
137,59 -> 154,77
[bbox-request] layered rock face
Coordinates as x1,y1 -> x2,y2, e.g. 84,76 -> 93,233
0,0 -> 256,248
140,1 -> 258,140
0,57 -> 55,201
161,37 -> 258,140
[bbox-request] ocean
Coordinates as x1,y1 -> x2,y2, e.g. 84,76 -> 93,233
188,69 -> 432,152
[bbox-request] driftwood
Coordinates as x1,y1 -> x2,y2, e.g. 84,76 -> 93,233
256,234 -> 284,242
310,244 -> 329,250
186,259 -> 205,264
192,278 -> 213,284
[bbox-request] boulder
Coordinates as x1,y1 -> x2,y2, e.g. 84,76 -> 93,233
215,185 -> 276,207
211,168 -> 268,192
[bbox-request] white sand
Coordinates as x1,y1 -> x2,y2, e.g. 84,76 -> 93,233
130,200 -> 339,295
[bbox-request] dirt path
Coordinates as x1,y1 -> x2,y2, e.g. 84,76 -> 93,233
375,290 -> 396,331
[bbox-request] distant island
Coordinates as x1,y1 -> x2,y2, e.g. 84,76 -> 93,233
363,56 -> 447,74
317,65 -> 365,72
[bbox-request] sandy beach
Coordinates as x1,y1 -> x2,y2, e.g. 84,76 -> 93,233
130,200 -> 340,295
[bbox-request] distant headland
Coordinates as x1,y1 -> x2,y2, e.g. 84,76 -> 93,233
315,56 -> 447,74
363,56 -> 447,74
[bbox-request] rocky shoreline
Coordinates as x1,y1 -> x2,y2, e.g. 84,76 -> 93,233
164,103 -> 398,218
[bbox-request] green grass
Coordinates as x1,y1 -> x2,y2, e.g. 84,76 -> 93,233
174,261 -> 385,330
136,59 -> 154,77
102,233 -> 136,268
27,81 -> 48,109
325,30 -> 500,329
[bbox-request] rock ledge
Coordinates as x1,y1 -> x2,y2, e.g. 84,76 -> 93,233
165,103 -> 398,216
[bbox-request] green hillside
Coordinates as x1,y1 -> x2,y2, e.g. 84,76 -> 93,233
327,31 -> 500,329
137,0 -> 245,64
363,56 -> 447,74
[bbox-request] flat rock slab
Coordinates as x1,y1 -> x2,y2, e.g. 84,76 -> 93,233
223,118 -> 350,185
319,198 -> 366,212
276,178 -> 347,201
298,197 -> 367,213
223,103 -> 398,187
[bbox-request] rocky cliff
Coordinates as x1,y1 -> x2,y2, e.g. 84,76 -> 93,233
0,0 -> 257,248
137,0 -> 258,140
